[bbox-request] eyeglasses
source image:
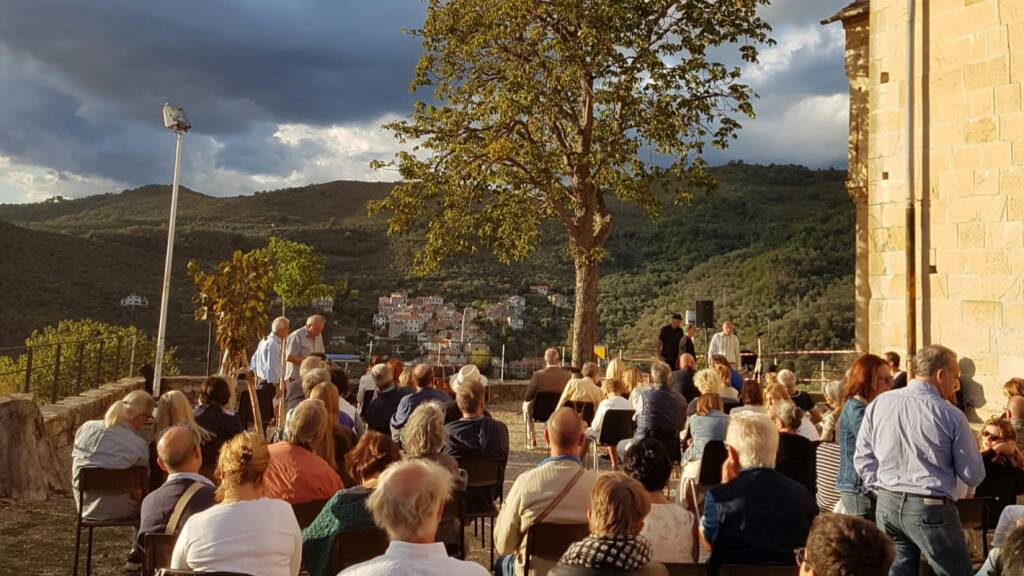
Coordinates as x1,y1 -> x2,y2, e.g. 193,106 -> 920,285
794,547 -> 810,568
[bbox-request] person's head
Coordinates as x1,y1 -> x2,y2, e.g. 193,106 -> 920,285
299,356 -> 326,380
623,366 -> 643,394
777,369 -> 798,392
605,358 -> 627,382
1007,396 -> 1024,419
649,360 -> 671,386
622,438 -> 672,494
911,345 -> 960,398
694,368 -> 724,395
387,358 -> 405,386
799,513 -> 895,576
544,347 -> 560,367
711,354 -> 731,370
402,402 -> 447,458
763,382 -> 789,408
309,382 -> 341,421
272,316 -> 290,339
1000,525 -> 1024,575
1004,378 -> 1024,399
411,363 -> 434,389
368,459 -> 453,543
768,400 -> 803,434
154,390 -> 199,437
215,431 -> 271,502
725,412 -> 778,470
588,472 -> 650,537
370,363 -> 393,390
306,314 -> 326,338
670,313 -> 682,329
722,321 -> 734,335
601,378 -> 627,399
685,323 -> 697,338
346,430 -> 401,485
740,379 -> 764,406
104,390 -> 155,431
545,407 -> 585,457
302,367 -> 332,397
328,365 -> 350,398
714,362 -> 732,386
678,353 -> 696,370
822,380 -> 844,409
198,375 -> 232,407
366,356 -> 382,373
883,351 -> 900,371
581,362 -> 600,380
286,399 -> 333,462
157,425 -> 202,475
398,370 -> 412,387
455,378 -> 485,417
696,392 -> 723,416
844,354 -> 893,406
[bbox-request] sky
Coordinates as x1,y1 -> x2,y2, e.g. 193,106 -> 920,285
0,0 -> 853,204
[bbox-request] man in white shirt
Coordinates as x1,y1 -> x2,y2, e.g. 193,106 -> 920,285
707,320 -> 740,367
251,316 -> 290,385
341,459 -> 488,576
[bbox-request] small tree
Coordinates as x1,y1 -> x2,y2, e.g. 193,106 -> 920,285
259,237 -> 336,315
372,0 -> 772,366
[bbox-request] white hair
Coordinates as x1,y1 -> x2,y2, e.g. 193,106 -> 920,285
544,348 -> 560,366
777,369 -> 797,388
694,368 -> 724,395
302,367 -> 332,396
369,459 -> 453,541
725,412 -> 778,470
271,316 -> 290,333
767,399 -> 803,432
307,314 -> 326,327
104,389 -> 154,428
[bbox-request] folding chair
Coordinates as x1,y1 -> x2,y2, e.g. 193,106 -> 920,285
564,400 -> 596,425
957,497 -> 996,558
523,523 -> 590,576
457,456 -> 506,566
664,563 -> 707,576
73,466 -> 148,576
698,441 -> 728,487
718,565 -> 798,576
291,498 -> 329,530
591,409 -> 635,470
329,528 -> 389,573
143,533 -> 178,575
440,489 -> 465,559
532,392 -> 562,424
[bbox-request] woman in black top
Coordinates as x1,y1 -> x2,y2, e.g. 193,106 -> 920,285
192,376 -> 243,476
975,416 -> 1024,523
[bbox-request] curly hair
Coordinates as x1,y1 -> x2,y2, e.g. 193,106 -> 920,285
694,368 -> 724,395
622,438 -> 671,492
401,402 -> 447,458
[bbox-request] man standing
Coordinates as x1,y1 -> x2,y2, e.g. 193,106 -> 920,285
285,315 -> 326,382
247,316 -> 289,427
708,320 -> 740,367
682,322 -> 697,359
522,348 -> 572,448
658,314 -> 686,369
855,345 -> 985,576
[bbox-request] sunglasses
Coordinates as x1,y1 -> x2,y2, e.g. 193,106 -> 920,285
982,430 -> 1003,441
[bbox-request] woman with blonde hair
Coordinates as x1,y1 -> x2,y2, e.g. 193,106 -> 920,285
681,382 -> 729,466
605,358 -> 627,388
171,432 -> 301,576
1004,377 -> 1024,399
686,368 -> 724,415
817,380 -> 845,442
262,399 -> 343,504
309,382 -> 356,483
975,416 -> 1024,522
151,390 -> 211,488
626,365 -> 647,407
402,402 -> 460,477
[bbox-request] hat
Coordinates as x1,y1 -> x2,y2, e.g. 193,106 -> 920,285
671,313 -> 683,320
454,364 -> 488,391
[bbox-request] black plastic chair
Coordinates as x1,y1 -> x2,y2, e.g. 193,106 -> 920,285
443,400 -> 462,425
73,466 -> 148,576
524,522 -> 590,575
664,564 -> 707,576
143,533 -> 178,575
564,400 -> 596,425
592,409 -> 636,470
698,440 -> 728,487
457,456 -> 506,566
531,391 -> 562,424
957,497 -> 996,558
291,498 -> 329,530
329,528 -> 390,573
648,428 -> 683,464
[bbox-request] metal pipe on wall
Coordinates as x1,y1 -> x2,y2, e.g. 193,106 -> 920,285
905,0 -> 917,364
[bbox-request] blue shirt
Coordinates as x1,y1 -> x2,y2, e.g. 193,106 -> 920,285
249,333 -> 283,382
539,454 -> 582,466
854,380 -> 985,499
390,387 -> 452,444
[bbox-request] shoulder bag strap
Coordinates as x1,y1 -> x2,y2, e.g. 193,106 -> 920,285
533,465 -> 586,527
165,481 -> 204,534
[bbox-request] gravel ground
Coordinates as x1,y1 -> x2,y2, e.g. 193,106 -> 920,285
0,401 -> 548,576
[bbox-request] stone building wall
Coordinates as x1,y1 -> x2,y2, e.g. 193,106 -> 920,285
862,0 -> 1024,416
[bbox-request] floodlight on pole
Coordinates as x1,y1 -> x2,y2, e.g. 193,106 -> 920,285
153,103 -> 191,398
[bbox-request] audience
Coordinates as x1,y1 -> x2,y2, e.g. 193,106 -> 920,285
391,363 -> 452,445
451,363 -> 489,394
129,426 -> 216,570
624,365 -> 646,405
289,354 -> 327,413
974,416 -> 1024,523
72,389 -> 154,521
403,402 -> 462,478
669,353 -> 700,402
768,400 -> 816,495
550,472 -> 667,576
730,379 -> 765,414
618,361 -> 686,462
797,513 -> 894,576
855,345 -> 984,576
816,380 -> 843,442
975,524 -> 1024,576
836,353 -> 892,520
192,376 -> 242,476
341,459 -> 488,576
522,348 -> 573,448
687,368 -> 724,415
309,382 -> 356,482
495,408 -> 596,576
1003,377 -> 1024,400
586,378 -> 634,467
623,439 -> 697,564
387,358 -> 405,389
445,379 -> 510,462
700,412 -> 816,574
557,361 -> 605,409
605,358 -> 627,386
680,388 -> 729,469
764,383 -> 817,440
329,365 -> 364,435
1004,396 -> 1024,450
364,363 -> 413,434
263,399 -> 344,504
356,355 -> 383,411
302,431 -> 403,576
151,389 -> 211,489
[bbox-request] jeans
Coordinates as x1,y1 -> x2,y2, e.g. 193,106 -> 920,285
840,491 -> 876,522
875,489 -> 971,576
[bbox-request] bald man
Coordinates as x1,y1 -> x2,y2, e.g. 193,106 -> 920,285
522,347 -> 572,448
390,363 -> 452,445
129,426 -> 215,569
494,408 -> 596,576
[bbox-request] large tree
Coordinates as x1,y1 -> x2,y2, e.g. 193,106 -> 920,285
372,0 -> 772,365
259,237 -> 338,315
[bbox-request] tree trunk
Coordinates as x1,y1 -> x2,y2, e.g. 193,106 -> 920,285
571,257 -> 599,368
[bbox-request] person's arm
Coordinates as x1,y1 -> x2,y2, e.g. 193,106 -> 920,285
494,478 -> 524,555
853,404 -> 879,489
285,333 -> 303,366
699,491 -> 719,551
523,375 -> 539,402
952,411 -> 987,488
557,384 -> 572,409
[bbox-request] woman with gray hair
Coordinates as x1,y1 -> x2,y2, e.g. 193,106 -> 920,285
262,399 -> 343,504
817,380 -> 844,442
768,400 -> 816,495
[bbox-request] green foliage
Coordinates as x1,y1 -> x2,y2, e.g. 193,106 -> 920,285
469,348 -> 492,375
257,236 -> 337,314
188,250 -> 274,374
0,319 -> 176,401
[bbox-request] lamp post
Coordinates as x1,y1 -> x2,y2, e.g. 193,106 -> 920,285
153,103 -> 191,398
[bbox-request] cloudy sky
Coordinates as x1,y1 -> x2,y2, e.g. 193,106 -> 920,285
0,0 -> 852,204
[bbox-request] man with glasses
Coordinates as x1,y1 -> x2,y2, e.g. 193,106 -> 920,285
795,513 -> 894,576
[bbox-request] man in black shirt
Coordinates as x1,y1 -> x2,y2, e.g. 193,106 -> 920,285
669,353 -> 700,402
658,313 -> 686,370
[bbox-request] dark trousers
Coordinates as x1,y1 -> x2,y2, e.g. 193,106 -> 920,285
875,489 -> 971,576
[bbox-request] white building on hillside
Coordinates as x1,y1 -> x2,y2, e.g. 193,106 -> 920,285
121,293 -> 149,308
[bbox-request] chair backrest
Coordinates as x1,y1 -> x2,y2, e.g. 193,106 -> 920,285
698,440 -> 728,487
597,409 -> 636,445
330,528 -> 390,573
77,466 -> 149,513
718,565 -> 798,576
957,497 -> 995,530
291,498 -> 329,530
458,456 -> 504,489
524,523 -> 590,574
443,400 -> 462,425
143,533 -> 178,573
664,563 -> 707,576
647,428 -> 682,463
442,489 -> 463,521
723,399 -> 742,414
565,401 -> 596,425
532,392 -> 563,423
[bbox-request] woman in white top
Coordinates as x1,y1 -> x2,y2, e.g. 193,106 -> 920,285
588,378 -> 634,438
622,438 -> 697,563
730,378 -> 766,415
171,431 -> 302,576
764,383 -> 818,441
